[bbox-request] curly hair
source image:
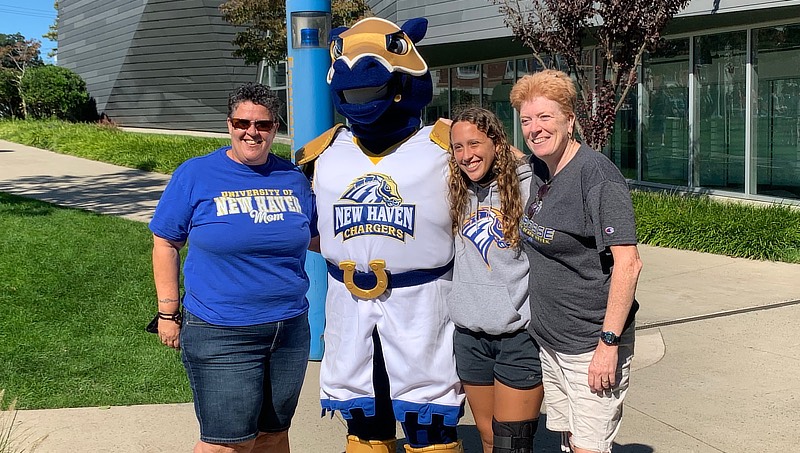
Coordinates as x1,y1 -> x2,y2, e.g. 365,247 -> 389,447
509,69 -> 576,117
228,82 -> 282,121
448,107 -> 523,249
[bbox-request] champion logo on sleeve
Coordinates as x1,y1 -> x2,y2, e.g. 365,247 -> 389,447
604,226 -> 615,235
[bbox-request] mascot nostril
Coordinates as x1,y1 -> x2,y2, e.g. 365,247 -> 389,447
296,15 -> 466,453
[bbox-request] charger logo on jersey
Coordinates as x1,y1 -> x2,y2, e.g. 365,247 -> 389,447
462,207 -> 510,266
333,173 -> 416,241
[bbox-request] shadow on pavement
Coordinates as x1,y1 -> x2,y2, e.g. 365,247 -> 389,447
392,415 -> 643,452
0,172 -> 168,222
615,443 -> 655,453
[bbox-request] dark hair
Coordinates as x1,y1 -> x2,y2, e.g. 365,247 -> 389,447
228,82 -> 282,120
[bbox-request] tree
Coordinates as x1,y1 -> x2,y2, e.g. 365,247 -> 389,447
43,1 -> 59,59
0,68 -> 23,118
220,0 -> 371,67
492,0 -> 690,151
1,33 -> 43,69
21,65 -> 97,121
0,34 -> 44,118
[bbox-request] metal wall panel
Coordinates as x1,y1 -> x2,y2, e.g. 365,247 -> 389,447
368,0 -> 512,45
59,0 -> 256,133
367,0 -> 398,24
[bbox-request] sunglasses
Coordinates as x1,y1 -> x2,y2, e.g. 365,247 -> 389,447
526,182 -> 551,217
537,182 -> 550,201
229,118 -> 277,131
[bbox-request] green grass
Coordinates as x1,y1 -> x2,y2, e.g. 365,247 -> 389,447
0,119 -> 292,173
633,190 -> 800,262
0,193 -> 191,409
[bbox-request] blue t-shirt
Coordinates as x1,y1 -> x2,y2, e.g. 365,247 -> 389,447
149,147 -> 318,326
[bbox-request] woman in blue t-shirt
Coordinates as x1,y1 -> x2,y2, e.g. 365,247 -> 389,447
149,83 -> 319,453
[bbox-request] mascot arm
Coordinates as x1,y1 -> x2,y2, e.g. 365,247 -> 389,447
295,123 -> 347,181
429,118 -> 451,151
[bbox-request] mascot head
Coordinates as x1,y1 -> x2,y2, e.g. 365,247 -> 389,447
328,17 -> 433,151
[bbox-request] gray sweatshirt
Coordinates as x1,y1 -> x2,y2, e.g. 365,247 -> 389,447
446,161 -> 532,335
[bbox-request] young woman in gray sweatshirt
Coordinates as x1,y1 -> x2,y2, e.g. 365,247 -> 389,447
446,107 -> 542,453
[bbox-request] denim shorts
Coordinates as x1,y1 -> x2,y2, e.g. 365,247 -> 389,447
180,310 -> 311,444
453,327 -> 542,390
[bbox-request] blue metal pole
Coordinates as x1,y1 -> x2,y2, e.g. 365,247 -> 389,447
287,0 -> 333,361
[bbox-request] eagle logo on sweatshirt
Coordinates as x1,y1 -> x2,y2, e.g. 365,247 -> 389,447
461,207 -> 509,266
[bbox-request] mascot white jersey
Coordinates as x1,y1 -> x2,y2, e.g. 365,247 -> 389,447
297,16 -> 465,453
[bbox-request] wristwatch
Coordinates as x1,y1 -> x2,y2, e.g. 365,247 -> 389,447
600,331 -> 620,346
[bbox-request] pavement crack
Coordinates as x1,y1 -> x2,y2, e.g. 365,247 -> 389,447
638,261 -> 738,283
626,406 -> 728,452
636,299 -> 800,330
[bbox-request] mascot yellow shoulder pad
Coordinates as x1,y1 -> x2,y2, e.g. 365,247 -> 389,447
295,123 -> 347,165
429,119 -> 451,151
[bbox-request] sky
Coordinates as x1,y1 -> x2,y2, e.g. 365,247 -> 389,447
0,0 -> 58,63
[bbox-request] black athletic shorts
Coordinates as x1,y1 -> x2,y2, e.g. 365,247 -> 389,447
453,326 -> 542,390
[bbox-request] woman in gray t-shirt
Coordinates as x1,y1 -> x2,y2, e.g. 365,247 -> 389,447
511,70 -> 643,453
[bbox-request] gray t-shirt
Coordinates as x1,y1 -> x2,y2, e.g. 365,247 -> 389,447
521,144 -> 638,355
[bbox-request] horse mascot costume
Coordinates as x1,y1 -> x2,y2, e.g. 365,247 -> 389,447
296,16 -> 465,453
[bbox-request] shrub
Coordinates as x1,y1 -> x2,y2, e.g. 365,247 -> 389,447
632,190 -> 800,262
19,65 -> 97,122
0,69 -> 22,119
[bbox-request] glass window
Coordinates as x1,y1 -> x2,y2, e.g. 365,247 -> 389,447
451,66 -> 481,114
260,62 -> 289,134
515,57 -> 541,78
513,58 -> 538,149
482,61 -> 515,143
425,68 -> 450,125
273,62 -> 287,87
578,48 -> 638,179
693,32 -> 747,192
753,24 -> 800,199
607,88 -> 638,179
275,88 -> 288,135
456,64 -> 480,80
514,58 -> 555,149
643,38 -> 690,185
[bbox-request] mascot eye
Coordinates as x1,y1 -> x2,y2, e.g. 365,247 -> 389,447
385,32 -> 410,55
331,38 -> 344,58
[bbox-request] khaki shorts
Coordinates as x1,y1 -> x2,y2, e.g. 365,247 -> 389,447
539,337 -> 634,453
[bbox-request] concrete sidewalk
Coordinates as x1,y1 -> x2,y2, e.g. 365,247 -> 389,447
2,139 -> 799,452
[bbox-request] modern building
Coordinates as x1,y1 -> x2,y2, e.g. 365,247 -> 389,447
371,0 -> 800,203
59,0 -> 800,202
58,0 -> 258,133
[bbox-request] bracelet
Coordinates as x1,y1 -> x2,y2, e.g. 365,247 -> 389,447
158,298 -> 180,304
157,311 -> 182,326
